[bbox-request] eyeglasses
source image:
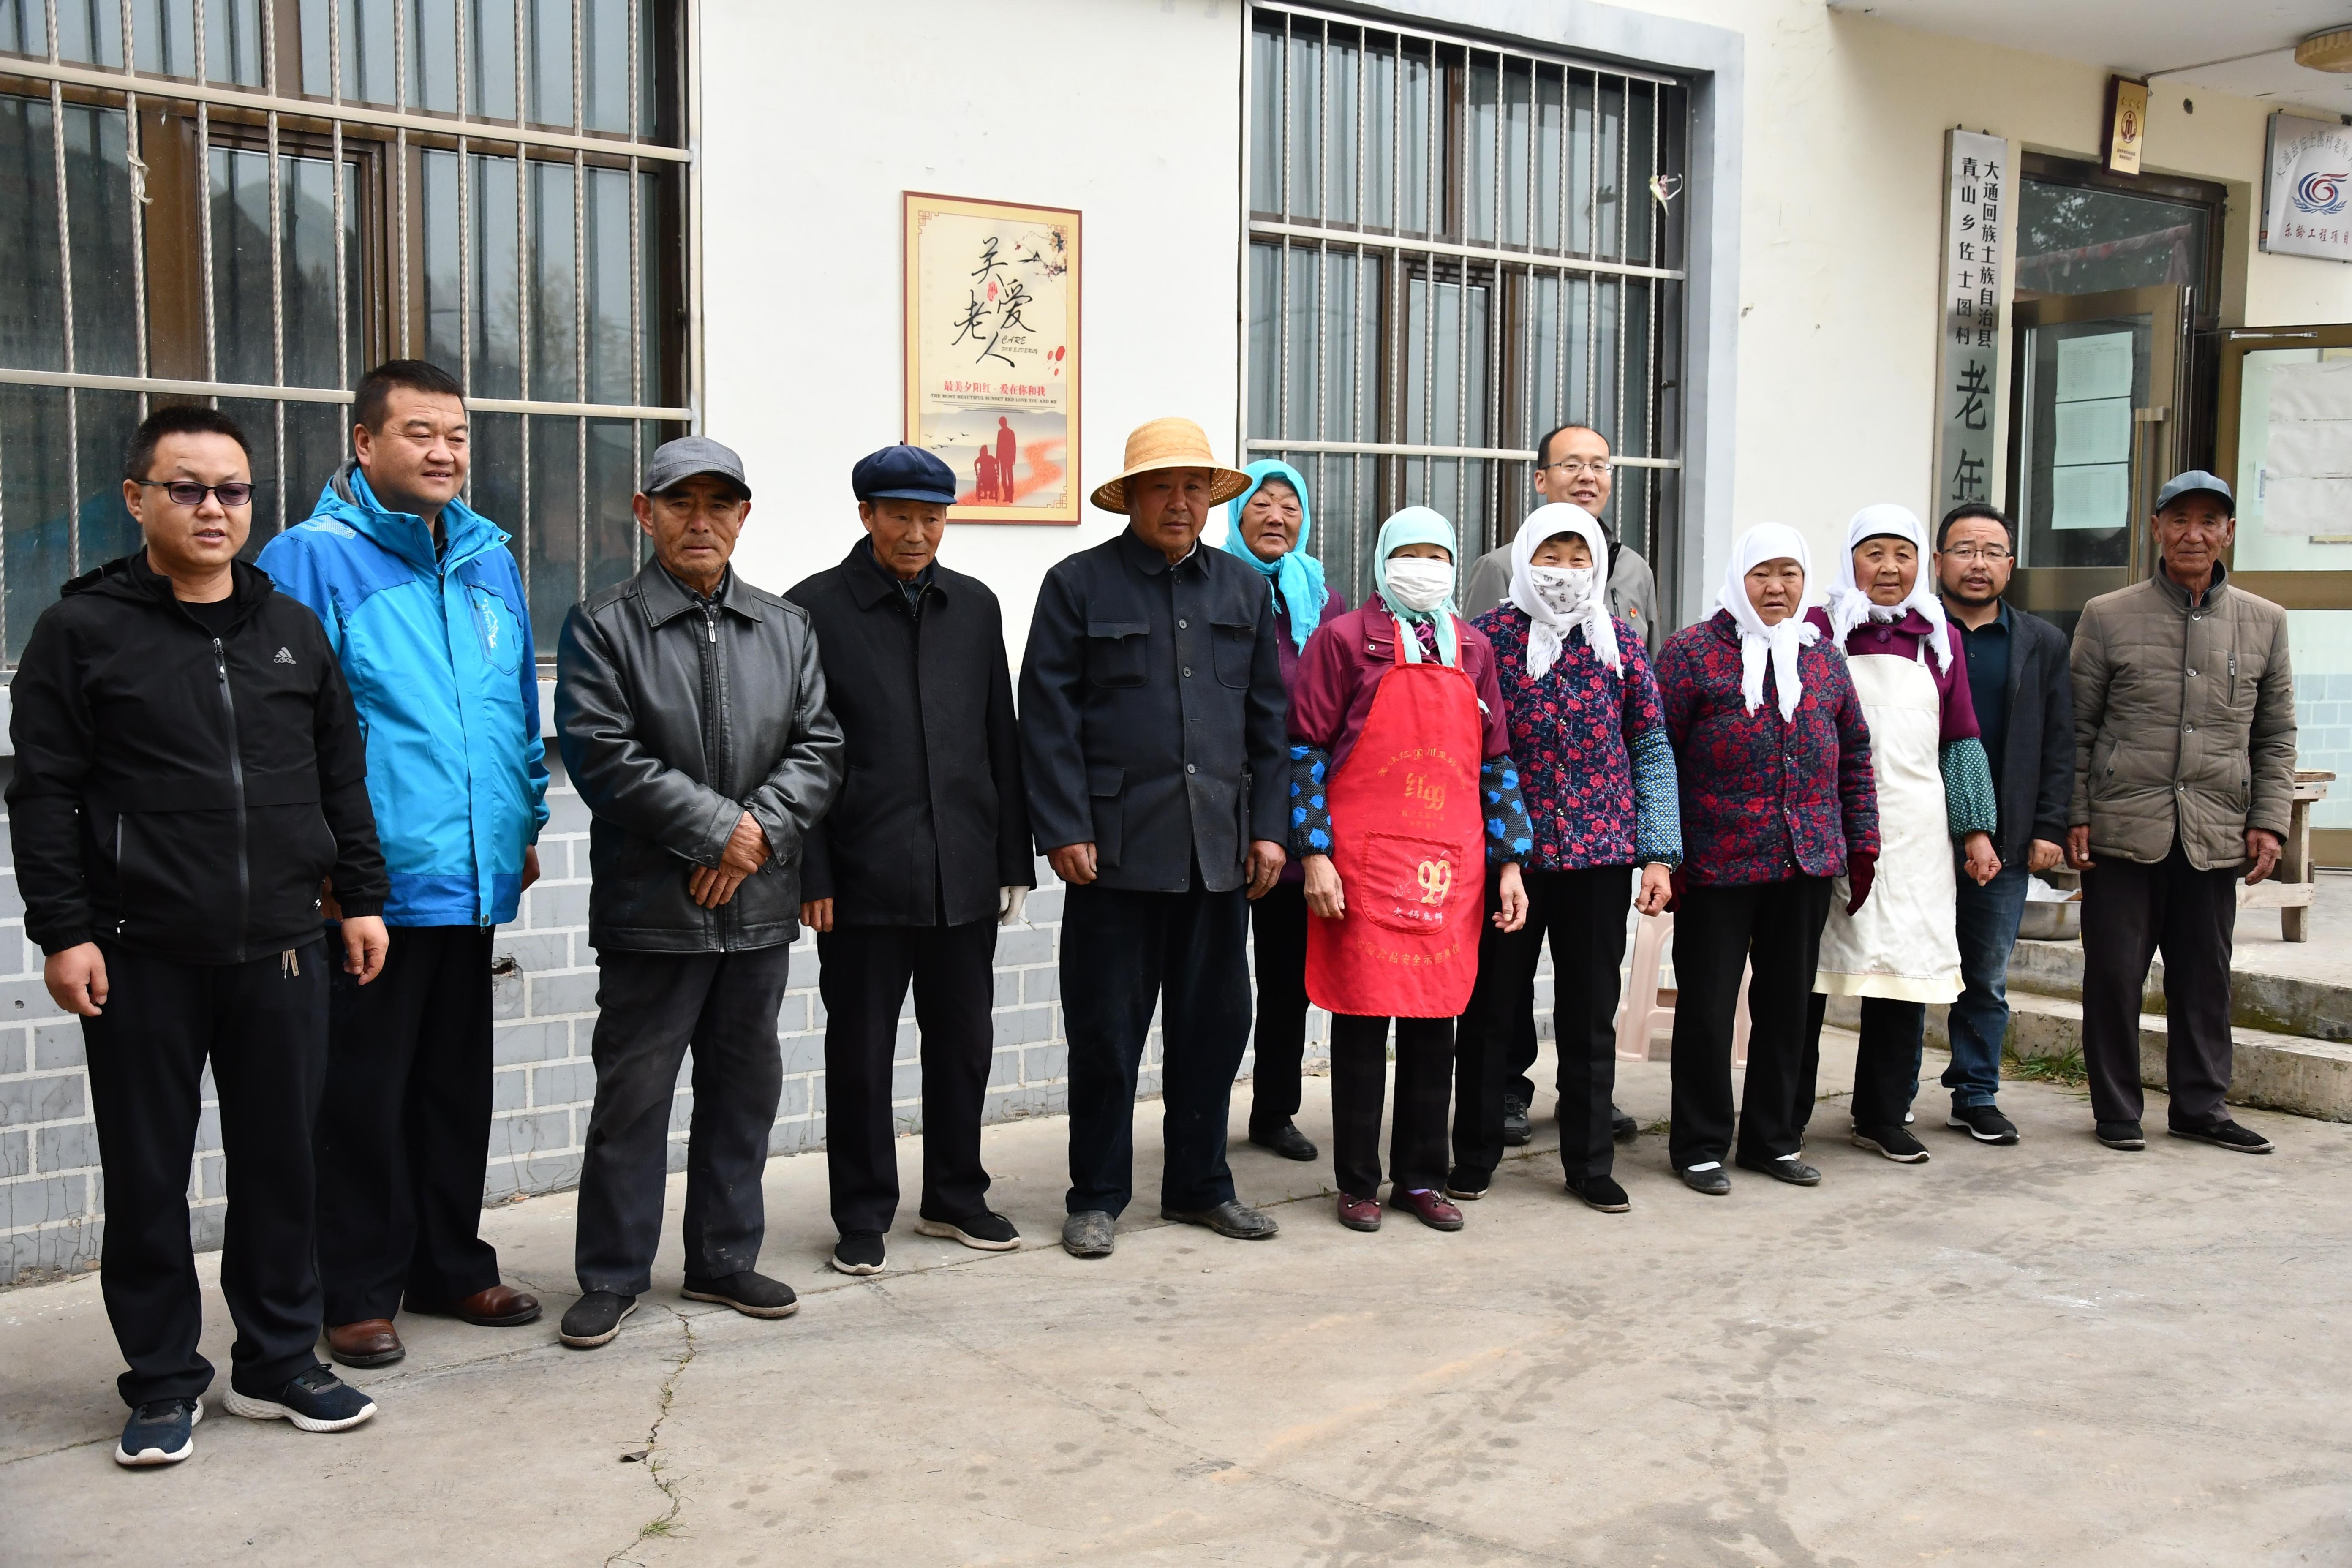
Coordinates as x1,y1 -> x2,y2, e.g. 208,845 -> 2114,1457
138,479 -> 255,508
1940,544 -> 2012,563
1539,459 -> 1612,477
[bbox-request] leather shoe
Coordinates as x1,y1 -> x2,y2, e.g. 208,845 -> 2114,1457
325,1319 -> 404,1368
1335,1193 -> 1381,1232
1735,1152 -> 1822,1186
1160,1199 -> 1279,1240
1391,1187 -> 1464,1231
1062,1211 -> 1116,1258
409,1283 -> 542,1327
1247,1121 -> 1318,1161
1611,1104 -> 1639,1143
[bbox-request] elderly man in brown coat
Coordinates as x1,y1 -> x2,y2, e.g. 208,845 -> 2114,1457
2068,471 -> 2295,1155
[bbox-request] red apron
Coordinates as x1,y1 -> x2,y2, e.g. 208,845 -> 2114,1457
1304,625 -> 1487,1019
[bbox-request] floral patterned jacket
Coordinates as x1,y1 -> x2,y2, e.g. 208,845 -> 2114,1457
1654,609 -> 1879,887
1472,606 -> 1682,871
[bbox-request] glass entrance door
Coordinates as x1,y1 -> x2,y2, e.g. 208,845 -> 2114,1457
2006,284 -> 2188,629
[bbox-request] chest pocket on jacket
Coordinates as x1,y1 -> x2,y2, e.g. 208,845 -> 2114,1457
1210,616 -> 1255,688
1085,621 -> 1149,688
468,584 -> 524,675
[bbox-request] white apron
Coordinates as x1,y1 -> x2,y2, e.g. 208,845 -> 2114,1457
1814,646 -> 1962,1002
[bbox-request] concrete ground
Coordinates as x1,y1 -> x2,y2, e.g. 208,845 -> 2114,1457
4,1032 -> 2350,1568
2233,867 -> 2352,987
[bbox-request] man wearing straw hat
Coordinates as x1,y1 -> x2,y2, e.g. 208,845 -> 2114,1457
1021,418 -> 1292,1258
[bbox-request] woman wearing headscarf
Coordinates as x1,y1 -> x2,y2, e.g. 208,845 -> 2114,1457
1801,504 -> 1999,1163
1454,505 -> 1681,1214
1653,523 -> 1878,1196
1286,507 -> 1531,1233
1221,460 -> 1349,1164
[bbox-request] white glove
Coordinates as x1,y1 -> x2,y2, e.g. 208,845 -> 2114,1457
999,885 -> 1028,926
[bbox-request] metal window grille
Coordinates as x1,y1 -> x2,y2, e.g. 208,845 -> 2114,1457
0,0 -> 691,663
1239,1 -> 1688,607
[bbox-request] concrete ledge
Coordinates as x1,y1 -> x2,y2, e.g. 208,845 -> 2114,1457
2004,939 -> 2352,1045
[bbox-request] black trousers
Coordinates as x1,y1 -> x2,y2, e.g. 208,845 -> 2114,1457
1667,876 -> 1832,1171
819,919 -> 998,1236
574,945 -> 793,1296
1061,881 -> 1252,1217
1456,866 -> 1633,1183
84,938 -> 328,1407
314,925 -> 501,1325
1244,880 -> 1311,1136
1329,1015 -> 1453,1198
1802,995 -> 1927,1132
2080,838 -> 2238,1130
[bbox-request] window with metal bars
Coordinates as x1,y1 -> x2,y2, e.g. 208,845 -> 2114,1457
1241,2 -> 1687,609
0,0 -> 689,664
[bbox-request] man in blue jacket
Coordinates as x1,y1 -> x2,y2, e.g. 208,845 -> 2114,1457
259,359 -> 550,1369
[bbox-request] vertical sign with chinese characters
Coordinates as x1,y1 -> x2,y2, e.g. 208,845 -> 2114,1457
1934,131 -> 2014,516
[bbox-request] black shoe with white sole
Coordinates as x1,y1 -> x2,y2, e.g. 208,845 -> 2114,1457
1566,1174 -> 1631,1212
682,1271 -> 800,1318
830,1231 -> 887,1275
115,1397 -> 201,1466
1679,1161 -> 1731,1196
1948,1104 -> 2020,1144
559,1290 -> 639,1348
2170,1120 -> 2274,1154
1443,1167 -> 1490,1202
1852,1125 -> 1931,1163
916,1211 -> 1021,1250
223,1366 -> 377,1432
1735,1152 -> 1822,1186
2096,1120 -> 2146,1150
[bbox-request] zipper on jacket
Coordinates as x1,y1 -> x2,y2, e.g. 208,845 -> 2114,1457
215,638 -> 251,962
700,601 -> 729,949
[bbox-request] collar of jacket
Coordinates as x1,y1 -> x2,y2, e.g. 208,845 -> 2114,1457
634,557 -> 764,629
2151,556 -> 2228,611
1118,526 -> 1203,577
318,457 -> 508,575
844,538 -> 944,610
68,549 -> 279,628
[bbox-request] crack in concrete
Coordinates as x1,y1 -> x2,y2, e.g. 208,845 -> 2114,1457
604,1305 -> 700,1568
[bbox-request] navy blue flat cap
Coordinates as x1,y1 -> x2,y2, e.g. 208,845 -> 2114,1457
2156,469 -> 2233,515
853,444 -> 958,506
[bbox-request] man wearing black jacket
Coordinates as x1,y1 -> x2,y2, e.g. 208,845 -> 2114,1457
789,445 -> 1033,1277
9,407 -> 391,1466
1935,502 -> 2074,1146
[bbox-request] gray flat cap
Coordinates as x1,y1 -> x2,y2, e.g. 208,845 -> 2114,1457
2155,469 -> 2232,515
642,435 -> 751,500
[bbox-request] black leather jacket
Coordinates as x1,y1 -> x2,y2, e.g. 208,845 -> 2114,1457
555,561 -> 845,953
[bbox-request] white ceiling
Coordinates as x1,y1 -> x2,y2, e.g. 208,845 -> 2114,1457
1826,0 -> 2352,115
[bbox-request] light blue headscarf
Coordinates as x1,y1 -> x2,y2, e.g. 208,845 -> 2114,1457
1371,506 -> 1461,666
1221,460 -> 1328,653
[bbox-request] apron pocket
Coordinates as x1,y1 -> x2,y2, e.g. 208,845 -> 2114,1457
1352,831 -> 1466,937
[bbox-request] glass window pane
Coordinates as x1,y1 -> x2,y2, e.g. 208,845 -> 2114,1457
1402,44 -> 1431,235
3,384 -> 74,659
2017,180 -> 2210,296
1282,244 -> 1315,442
468,406 -> 521,535
408,0 -> 459,113
1285,24 -> 1318,221
133,0 -> 199,78
529,0 -> 573,128
471,151 -> 520,397
207,146 -> 275,384
207,0 -> 264,87
65,104 -> 140,378
1597,77 -> 1624,259
1535,67 -> 1562,251
2287,612 -> 2352,831
585,415 -> 633,597
526,412 -> 578,647
1503,61 -> 1532,249
637,167 -> 662,402
583,0 -> 626,133
283,399 -> 349,525
337,0 -> 397,105
286,155 -> 359,388
1364,37 -> 1393,231
1466,57 -> 1498,245
1248,19 -> 1280,215
1328,27 -> 1358,227
77,388 -> 142,566
215,395 -> 283,548
584,164 -> 630,402
0,93 -> 66,373
471,0 -> 518,119
49,0 -> 128,66
420,149 -> 463,374
528,158 -> 576,399
1246,241 -> 1278,444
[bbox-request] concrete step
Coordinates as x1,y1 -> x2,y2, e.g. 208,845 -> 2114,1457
2002,937 -> 2352,1044
1822,991 -> 2352,1123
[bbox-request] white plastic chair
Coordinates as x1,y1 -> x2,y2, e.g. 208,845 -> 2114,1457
1613,910 -> 1752,1067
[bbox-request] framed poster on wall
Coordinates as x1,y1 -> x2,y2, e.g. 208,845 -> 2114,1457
902,192 -> 1081,523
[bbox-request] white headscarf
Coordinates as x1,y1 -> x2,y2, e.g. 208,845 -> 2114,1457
1824,503 -> 1954,673
1507,503 -> 1621,677
1718,523 -> 1819,721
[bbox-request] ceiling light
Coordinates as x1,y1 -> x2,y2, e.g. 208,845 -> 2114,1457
2298,27 -> 2352,73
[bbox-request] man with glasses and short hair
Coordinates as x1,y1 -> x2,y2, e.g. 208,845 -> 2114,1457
1933,502 -> 2074,1145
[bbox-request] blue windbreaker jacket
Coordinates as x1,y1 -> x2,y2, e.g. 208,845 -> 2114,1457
258,461 -> 550,927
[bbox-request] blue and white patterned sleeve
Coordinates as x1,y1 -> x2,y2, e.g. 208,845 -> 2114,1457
1940,736 -> 1998,839
1481,755 -> 1533,867
1629,726 -> 1684,868
1289,743 -> 1334,860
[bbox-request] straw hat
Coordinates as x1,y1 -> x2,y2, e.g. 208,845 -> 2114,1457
1089,417 -> 1254,512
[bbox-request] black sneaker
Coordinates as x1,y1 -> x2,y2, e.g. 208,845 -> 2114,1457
1735,1152 -> 1822,1186
1679,1161 -> 1731,1196
1611,1104 -> 1639,1143
2096,1120 -> 2146,1150
559,1290 -> 639,1348
1247,1121 -> 1318,1161
115,1396 -> 201,1466
223,1366 -> 376,1432
1501,1095 -> 1533,1147
830,1231 -> 887,1275
916,1211 -> 1021,1251
1947,1104 -> 2020,1144
2170,1120 -> 2274,1154
1566,1174 -> 1631,1212
1852,1125 -> 1930,1163
682,1271 -> 800,1319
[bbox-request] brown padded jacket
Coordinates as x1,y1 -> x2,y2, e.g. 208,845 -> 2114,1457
2069,561 -> 2296,870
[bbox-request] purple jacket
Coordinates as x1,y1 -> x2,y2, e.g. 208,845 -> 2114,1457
1288,597 -> 1513,770
1655,609 -> 1880,887
1804,607 -> 1980,743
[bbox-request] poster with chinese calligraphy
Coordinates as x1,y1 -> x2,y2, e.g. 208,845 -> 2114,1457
1932,131 -> 2015,516
903,192 -> 1081,523
2263,114 -> 2352,264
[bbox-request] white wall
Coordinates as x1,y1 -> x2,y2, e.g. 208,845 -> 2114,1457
696,0 -> 1242,656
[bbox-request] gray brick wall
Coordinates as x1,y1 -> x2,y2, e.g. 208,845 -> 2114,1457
0,751 -> 1388,1285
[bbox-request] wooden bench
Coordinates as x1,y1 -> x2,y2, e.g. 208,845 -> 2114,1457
2238,769 -> 2332,942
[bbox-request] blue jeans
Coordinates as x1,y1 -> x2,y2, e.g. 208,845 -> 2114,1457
1944,864 -> 2029,1108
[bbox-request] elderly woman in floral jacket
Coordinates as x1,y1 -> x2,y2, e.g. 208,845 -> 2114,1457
1453,505 -> 1680,1215
1654,522 -> 1878,1196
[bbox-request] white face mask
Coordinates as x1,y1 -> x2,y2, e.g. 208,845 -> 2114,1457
1383,557 -> 1454,613
1529,565 -> 1594,615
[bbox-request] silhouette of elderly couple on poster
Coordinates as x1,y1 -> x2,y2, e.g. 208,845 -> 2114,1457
973,416 -> 1020,503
